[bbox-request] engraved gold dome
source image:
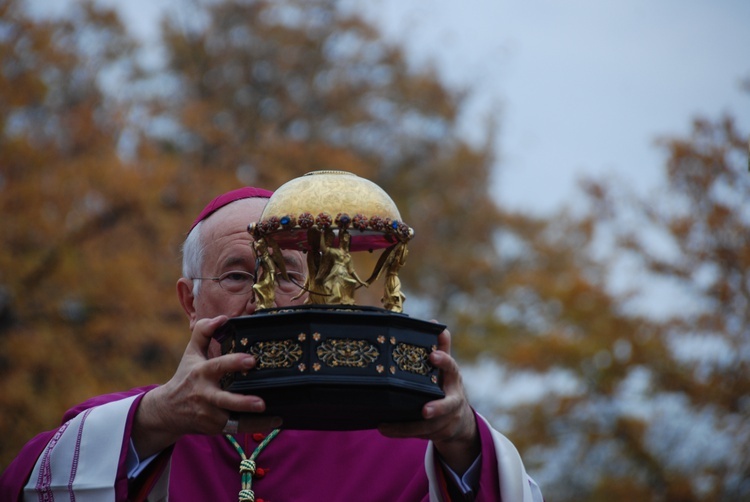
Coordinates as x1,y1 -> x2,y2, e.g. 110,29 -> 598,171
264,171 -> 401,222
251,171 -> 413,252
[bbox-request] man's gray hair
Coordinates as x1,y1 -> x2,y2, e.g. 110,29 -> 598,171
182,221 -> 205,297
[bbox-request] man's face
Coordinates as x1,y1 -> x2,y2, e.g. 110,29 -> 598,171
183,198 -> 308,330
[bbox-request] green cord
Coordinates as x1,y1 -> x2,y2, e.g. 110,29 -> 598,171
225,429 -> 280,502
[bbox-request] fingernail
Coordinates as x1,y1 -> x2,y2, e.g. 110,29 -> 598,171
423,405 -> 434,419
241,356 -> 255,369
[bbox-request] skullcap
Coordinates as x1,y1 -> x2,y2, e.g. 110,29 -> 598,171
190,187 -> 273,232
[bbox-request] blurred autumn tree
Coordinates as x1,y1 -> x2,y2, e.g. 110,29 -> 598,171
0,0 -> 500,468
0,0 -> 192,465
462,114 -> 750,501
579,115 -> 749,501
1,0 -> 748,500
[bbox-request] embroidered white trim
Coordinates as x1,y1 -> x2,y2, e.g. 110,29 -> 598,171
24,395 -> 139,502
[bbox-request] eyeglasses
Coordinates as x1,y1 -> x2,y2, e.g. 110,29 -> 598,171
191,270 -> 306,295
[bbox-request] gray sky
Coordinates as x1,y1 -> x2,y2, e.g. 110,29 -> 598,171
94,0 -> 750,215
356,0 -> 750,214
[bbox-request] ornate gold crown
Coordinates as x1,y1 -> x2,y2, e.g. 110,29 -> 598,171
248,171 -> 414,311
249,170 -> 413,251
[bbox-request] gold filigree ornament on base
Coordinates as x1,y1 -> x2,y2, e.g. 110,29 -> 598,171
215,171 -> 445,430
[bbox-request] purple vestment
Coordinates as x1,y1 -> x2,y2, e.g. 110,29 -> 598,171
1,386 -> 541,501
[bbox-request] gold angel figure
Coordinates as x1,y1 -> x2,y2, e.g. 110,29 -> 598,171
366,241 -> 408,312
316,229 -> 367,305
252,238 -> 276,310
381,242 -> 408,312
295,227 -> 328,305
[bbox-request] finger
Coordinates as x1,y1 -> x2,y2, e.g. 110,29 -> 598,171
430,350 -> 461,391
187,315 -> 228,357
424,351 -> 465,416
422,391 -> 462,423
434,325 -> 452,354
201,354 -> 271,413
215,389 -> 267,414
202,351 -> 256,380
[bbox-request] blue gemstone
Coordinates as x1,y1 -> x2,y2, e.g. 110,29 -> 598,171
391,220 -> 399,229
281,216 -> 290,225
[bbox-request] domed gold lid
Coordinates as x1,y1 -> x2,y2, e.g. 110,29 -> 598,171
250,170 -> 413,252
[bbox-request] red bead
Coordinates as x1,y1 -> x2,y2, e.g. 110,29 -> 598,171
254,467 -> 267,478
252,433 -> 266,442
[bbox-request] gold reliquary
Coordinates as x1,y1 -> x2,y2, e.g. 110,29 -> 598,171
215,171 -> 444,430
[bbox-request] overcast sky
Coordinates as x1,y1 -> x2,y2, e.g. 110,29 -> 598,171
356,0 -> 750,214
93,0 -> 750,215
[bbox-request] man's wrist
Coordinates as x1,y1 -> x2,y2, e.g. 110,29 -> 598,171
131,387 -> 180,459
432,407 -> 481,475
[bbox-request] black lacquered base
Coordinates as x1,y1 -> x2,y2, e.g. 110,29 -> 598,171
214,305 -> 445,430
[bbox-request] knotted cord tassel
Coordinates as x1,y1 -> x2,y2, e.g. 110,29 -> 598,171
226,429 -> 280,502
238,488 -> 255,502
240,459 -> 257,476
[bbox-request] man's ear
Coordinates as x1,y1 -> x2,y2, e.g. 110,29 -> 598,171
177,278 -> 198,326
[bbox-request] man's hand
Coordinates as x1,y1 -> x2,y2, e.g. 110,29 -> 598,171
378,326 -> 480,475
132,316 -> 281,459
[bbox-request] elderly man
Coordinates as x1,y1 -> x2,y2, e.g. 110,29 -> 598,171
1,188 -> 542,501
